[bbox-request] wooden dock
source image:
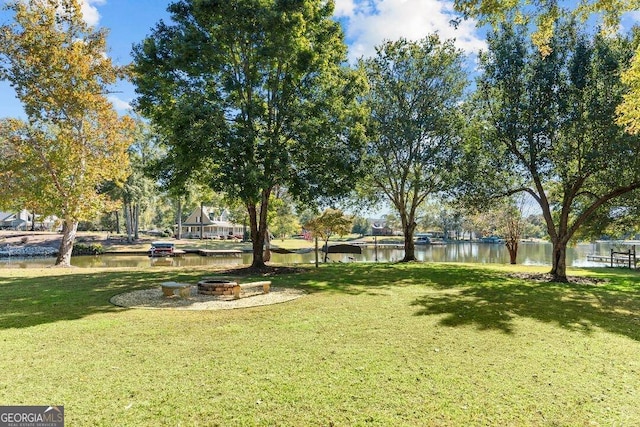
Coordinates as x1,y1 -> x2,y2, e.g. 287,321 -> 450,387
197,249 -> 243,257
586,253 -> 637,268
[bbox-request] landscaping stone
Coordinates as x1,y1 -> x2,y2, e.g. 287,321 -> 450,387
0,245 -> 58,258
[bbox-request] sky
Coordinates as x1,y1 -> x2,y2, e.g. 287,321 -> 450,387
0,0 -> 488,118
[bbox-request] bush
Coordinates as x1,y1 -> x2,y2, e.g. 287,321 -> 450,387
72,243 -> 104,256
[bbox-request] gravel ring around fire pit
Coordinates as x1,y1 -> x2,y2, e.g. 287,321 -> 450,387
110,286 -> 305,310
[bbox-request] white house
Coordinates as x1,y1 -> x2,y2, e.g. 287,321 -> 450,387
0,210 -> 59,230
0,210 -> 31,230
179,206 -> 244,239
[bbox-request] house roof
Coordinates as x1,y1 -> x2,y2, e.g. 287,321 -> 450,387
0,212 -> 16,222
183,206 -> 215,225
182,206 -> 242,227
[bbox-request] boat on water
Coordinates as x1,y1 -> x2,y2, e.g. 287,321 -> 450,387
414,234 -> 431,245
429,238 -> 446,245
148,241 -> 185,257
414,233 -> 446,245
479,236 -> 505,244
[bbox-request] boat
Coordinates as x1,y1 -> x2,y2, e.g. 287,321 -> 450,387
414,233 -> 447,245
148,241 -> 185,257
479,236 -> 505,244
414,234 -> 431,245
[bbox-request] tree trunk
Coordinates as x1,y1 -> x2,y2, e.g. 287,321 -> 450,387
31,211 -> 35,231
401,220 -> 417,262
264,229 -> 271,262
249,204 -> 265,269
134,203 -> 140,240
176,198 -> 182,239
125,203 -> 133,243
506,239 -> 518,264
314,236 -> 319,268
55,219 -> 78,267
114,210 -> 120,234
323,237 -> 330,263
550,241 -> 568,282
249,189 -> 271,269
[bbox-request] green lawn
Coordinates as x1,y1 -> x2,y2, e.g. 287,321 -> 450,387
1,263 -> 639,426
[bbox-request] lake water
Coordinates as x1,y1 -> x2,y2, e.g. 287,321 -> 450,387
0,241 -> 635,269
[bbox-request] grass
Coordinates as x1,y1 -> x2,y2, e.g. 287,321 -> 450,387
1,262 -> 639,426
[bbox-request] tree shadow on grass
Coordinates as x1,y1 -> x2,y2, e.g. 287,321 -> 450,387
291,262 -> 508,295
411,266 -> 640,341
0,269 -> 204,330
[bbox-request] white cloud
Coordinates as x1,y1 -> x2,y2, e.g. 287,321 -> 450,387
108,95 -> 132,112
336,0 -> 486,62
334,0 -> 357,18
79,0 -> 106,27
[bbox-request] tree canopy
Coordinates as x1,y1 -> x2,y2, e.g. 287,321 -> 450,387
304,208 -> 352,263
453,0 -> 640,140
132,0 -> 366,269
618,37 -> 640,135
359,36 -> 467,261
468,21 -> 640,281
0,0 -> 133,266
454,0 -> 640,55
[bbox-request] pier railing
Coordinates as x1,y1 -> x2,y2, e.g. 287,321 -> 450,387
585,245 -> 637,268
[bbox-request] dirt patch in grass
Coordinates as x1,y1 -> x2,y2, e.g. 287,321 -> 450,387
110,286 -> 306,310
508,272 -> 609,286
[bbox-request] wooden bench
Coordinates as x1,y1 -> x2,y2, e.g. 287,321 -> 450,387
239,281 -> 271,295
161,282 -> 192,298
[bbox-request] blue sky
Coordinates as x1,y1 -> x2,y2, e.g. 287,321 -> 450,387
0,0 -> 488,118
0,0 -> 637,119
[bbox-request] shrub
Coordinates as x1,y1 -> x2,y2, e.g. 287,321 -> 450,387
72,243 -> 104,256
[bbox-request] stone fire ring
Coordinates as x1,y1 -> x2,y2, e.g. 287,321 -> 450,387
197,279 -> 239,296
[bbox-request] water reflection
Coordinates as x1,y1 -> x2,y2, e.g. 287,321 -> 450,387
0,241 -> 635,268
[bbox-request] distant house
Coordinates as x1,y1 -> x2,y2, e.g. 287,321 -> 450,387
371,221 -> 394,236
179,206 -> 244,239
0,210 -> 58,231
0,210 -> 30,230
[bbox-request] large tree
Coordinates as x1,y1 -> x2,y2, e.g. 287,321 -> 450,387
132,0 -> 365,269
359,36 -> 467,262
0,0 -> 133,266
122,121 -> 160,242
470,22 -> 640,281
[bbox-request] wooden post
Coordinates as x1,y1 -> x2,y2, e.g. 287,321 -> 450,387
200,201 -> 204,240
374,235 -> 378,262
610,248 -> 614,268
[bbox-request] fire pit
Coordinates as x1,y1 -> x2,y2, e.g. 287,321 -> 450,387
197,279 -> 240,298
